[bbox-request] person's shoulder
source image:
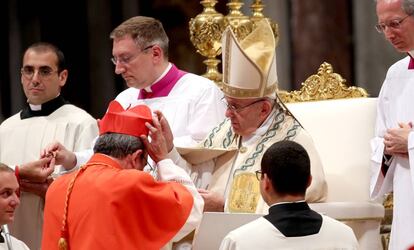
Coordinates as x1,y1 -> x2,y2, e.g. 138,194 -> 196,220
116,87 -> 139,99
180,72 -> 220,89
54,104 -> 96,122
115,87 -> 140,107
226,217 -> 269,238
48,172 -> 74,194
0,112 -> 21,127
59,103 -> 90,114
10,234 -> 30,250
388,56 -> 411,72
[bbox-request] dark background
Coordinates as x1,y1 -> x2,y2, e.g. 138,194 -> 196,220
1,0 -> 364,120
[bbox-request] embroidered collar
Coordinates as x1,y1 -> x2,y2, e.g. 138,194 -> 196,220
20,96 -> 68,119
242,107 -> 280,146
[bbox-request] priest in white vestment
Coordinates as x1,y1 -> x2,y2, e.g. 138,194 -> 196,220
166,20 -> 327,214
50,16 -> 226,170
219,141 -> 358,250
370,1 -> 414,249
0,43 -> 98,250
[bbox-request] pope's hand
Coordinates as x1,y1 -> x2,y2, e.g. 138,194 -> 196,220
141,112 -> 169,163
198,189 -> 224,212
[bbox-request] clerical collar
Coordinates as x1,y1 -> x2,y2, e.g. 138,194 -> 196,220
408,51 -> 414,70
138,63 -> 187,99
20,95 -> 69,119
269,200 -> 306,208
264,201 -> 322,237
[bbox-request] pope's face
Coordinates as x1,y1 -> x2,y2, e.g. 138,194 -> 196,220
224,96 -> 269,137
0,171 -> 20,225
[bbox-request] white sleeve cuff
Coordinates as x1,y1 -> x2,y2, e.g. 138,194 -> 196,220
157,159 -> 192,185
74,149 -> 94,167
408,131 -> 414,150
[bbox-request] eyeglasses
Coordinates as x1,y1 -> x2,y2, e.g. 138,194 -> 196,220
222,97 -> 265,113
111,45 -> 155,65
21,66 -> 58,80
375,15 -> 411,33
255,170 -> 263,181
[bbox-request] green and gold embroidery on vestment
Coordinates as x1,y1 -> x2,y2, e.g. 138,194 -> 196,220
203,118 -> 233,148
228,109 -> 300,213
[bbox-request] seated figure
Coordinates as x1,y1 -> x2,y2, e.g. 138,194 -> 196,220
167,19 -> 327,214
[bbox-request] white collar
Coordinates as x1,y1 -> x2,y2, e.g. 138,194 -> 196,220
28,94 -> 60,111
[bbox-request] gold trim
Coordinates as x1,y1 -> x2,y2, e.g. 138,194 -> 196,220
383,192 -> 393,209
220,20 -> 277,98
337,217 -> 384,222
221,81 -> 277,98
228,173 -> 260,213
279,62 -> 368,103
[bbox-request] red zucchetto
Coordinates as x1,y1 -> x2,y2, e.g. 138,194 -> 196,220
98,100 -> 152,137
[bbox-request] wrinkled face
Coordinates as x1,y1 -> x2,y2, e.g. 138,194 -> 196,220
21,50 -> 67,105
376,0 -> 414,52
0,172 -> 20,225
224,96 -> 270,137
112,36 -> 155,89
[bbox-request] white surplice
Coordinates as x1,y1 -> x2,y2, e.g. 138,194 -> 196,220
370,55 -> 414,250
219,215 -> 358,250
75,64 -> 226,165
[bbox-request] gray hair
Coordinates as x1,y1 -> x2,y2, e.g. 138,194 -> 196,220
403,0 -> 414,15
375,0 -> 414,15
110,16 -> 169,59
0,163 -> 13,173
93,133 -> 144,159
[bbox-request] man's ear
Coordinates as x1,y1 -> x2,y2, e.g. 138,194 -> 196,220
263,174 -> 272,192
260,100 -> 273,117
58,69 -> 68,87
131,149 -> 145,170
306,175 -> 312,189
151,45 -> 163,64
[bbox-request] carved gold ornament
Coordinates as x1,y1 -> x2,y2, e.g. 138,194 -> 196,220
279,62 -> 368,103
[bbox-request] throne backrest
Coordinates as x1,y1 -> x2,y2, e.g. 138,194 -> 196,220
282,62 -> 377,202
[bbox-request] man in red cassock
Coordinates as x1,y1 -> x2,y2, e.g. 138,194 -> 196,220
41,100 -> 203,250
